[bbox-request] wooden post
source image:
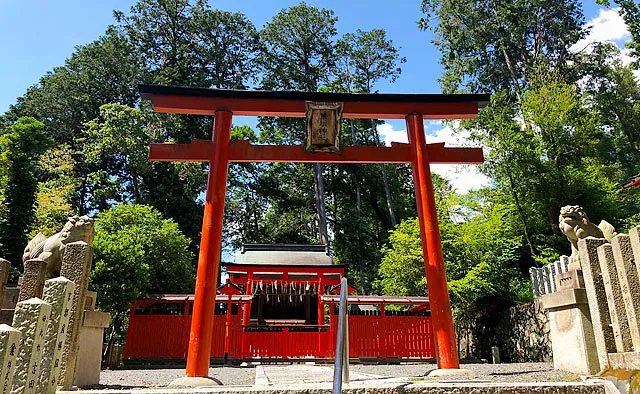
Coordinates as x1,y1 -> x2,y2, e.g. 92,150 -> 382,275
317,277 -> 325,325
186,110 -> 233,377
224,294 -> 232,360
406,114 -> 459,369
243,274 -> 253,325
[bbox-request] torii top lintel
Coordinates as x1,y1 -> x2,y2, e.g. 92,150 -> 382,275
140,84 -> 488,165
139,84 -> 489,119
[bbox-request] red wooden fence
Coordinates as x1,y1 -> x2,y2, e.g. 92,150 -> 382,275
124,301 -> 434,361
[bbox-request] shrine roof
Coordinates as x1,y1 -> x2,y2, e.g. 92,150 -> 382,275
139,84 -> 490,119
228,244 -> 333,266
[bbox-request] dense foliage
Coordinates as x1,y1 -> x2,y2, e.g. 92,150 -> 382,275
91,203 -> 195,338
1,0 -> 639,328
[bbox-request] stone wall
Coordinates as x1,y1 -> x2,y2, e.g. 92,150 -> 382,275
456,301 -> 551,362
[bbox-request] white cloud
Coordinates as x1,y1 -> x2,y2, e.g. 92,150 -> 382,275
377,122 -> 490,193
570,8 -> 630,53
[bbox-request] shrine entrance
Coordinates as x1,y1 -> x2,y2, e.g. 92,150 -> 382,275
139,85 -> 489,376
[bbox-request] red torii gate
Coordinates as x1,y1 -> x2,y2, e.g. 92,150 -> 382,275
139,85 -> 489,377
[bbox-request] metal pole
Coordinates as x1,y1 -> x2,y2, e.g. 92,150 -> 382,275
333,277 -> 349,394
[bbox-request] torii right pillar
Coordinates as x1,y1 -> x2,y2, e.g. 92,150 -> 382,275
406,114 -> 459,369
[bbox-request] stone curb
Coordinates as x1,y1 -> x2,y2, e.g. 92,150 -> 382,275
59,380 -> 607,394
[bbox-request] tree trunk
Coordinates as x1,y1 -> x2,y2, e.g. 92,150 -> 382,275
506,168 -> 536,257
370,119 -> 397,226
313,163 -> 328,245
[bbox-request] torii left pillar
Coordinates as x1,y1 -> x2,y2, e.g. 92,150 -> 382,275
173,110 -> 232,385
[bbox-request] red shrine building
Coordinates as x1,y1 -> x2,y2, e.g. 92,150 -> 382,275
124,244 -> 435,362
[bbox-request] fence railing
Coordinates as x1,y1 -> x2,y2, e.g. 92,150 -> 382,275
529,256 -> 569,297
333,277 -> 349,394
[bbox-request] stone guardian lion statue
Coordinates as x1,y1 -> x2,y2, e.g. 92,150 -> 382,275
22,215 -> 94,279
558,205 -> 617,270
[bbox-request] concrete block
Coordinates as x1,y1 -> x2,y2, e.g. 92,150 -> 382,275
84,291 -> 96,312
612,234 -> 640,351
58,241 -> 92,389
542,288 -> 600,375
0,325 -> 20,394
555,270 -> 585,290
40,277 -> 75,394
81,311 -> 109,329
598,243 -> 632,353
17,260 -> 46,303
11,298 -> 51,394
578,237 -> 614,371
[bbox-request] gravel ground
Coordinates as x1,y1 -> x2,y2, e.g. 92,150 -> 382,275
97,362 -> 579,389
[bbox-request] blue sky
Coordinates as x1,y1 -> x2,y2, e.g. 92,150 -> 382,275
0,0 -> 632,192
0,0 -> 611,113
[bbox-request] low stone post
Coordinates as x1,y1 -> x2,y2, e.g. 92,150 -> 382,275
11,298 -> 51,394
0,324 -> 20,394
541,276 -> 599,375
597,243 -> 632,353
17,260 -> 46,303
0,260 -> 10,309
578,237 -> 615,370
58,241 -> 92,389
39,278 -> 75,394
612,234 -> 640,351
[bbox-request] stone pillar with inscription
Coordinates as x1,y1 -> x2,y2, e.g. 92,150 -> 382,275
597,243 -> 633,353
17,260 -> 46,303
39,278 -> 75,394
0,324 -> 20,394
578,237 -> 615,370
612,234 -> 640,351
11,298 -> 51,394
58,241 -> 92,389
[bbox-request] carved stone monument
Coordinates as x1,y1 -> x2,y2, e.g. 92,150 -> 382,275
58,241 -> 93,389
0,260 -> 10,308
11,298 -> 51,394
22,215 -> 94,280
0,324 -> 20,394
39,277 -> 75,394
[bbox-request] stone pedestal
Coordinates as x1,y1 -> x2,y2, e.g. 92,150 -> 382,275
542,288 -> 600,375
73,310 -> 109,387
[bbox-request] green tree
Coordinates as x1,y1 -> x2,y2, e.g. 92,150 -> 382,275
419,0 -> 585,97
0,118 -> 50,264
597,0 -> 640,63
91,203 -> 195,340
257,2 -> 338,245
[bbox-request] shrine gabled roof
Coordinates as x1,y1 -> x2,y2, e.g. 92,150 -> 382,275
139,84 -> 490,119
228,244 -> 333,266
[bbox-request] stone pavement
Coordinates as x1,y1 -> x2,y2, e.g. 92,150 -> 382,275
254,364 -> 384,386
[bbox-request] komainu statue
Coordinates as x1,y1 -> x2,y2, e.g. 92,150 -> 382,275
22,215 -> 94,278
559,205 -> 617,270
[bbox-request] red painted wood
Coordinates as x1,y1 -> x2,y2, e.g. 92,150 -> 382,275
186,110 -> 233,377
150,93 -> 480,120
125,301 -> 435,360
406,114 -> 459,368
149,140 -> 484,165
